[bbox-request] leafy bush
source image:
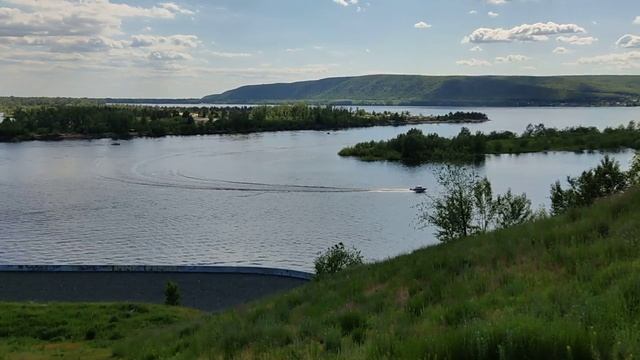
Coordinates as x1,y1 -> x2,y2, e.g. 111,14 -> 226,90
164,281 -> 181,306
418,166 -> 532,242
551,156 -> 630,214
314,243 -> 364,278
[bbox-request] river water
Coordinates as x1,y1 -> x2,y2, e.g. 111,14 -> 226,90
1,107 -> 638,271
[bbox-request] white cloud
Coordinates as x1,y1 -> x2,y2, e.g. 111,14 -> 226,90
495,54 -> 530,63
0,0 -> 192,38
634,16 -> 640,25
456,58 -> 492,66
487,0 -> 508,4
488,11 -> 499,18
463,22 -> 586,43
206,51 -> 253,58
469,10 -> 477,15
333,0 -> 358,6
616,34 -> 640,49
414,21 -> 432,29
577,51 -> 640,69
556,35 -> 598,45
553,46 -> 570,54
148,50 -> 192,61
130,35 -> 199,48
158,2 -> 195,15
469,46 -> 483,52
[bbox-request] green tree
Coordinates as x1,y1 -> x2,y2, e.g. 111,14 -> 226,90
551,156 -> 629,215
495,190 -> 533,228
473,177 -> 497,233
419,167 -> 533,242
629,152 -> 640,186
418,166 -> 477,242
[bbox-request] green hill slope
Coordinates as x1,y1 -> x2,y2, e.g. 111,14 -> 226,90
202,75 -> 640,106
113,187 -> 640,359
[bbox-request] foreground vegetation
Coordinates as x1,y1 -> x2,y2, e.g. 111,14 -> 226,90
0,303 -> 199,359
3,185 -> 640,358
339,123 -> 640,164
0,104 -> 486,141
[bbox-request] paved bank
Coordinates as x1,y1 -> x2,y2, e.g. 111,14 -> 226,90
0,266 -> 311,312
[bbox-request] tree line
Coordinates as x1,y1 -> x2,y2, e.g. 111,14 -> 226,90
339,123 -> 640,164
0,104 -> 488,141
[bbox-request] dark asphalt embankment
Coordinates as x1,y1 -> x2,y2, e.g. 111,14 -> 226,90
0,266 -> 311,312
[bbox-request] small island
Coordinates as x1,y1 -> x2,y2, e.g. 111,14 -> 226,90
339,123 -> 640,164
0,103 -> 488,142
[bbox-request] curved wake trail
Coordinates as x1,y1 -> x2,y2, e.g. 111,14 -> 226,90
98,174 -> 370,193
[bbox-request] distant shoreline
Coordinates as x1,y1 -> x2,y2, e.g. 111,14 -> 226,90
0,116 -> 489,143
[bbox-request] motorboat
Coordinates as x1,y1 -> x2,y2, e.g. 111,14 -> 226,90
411,186 -> 426,193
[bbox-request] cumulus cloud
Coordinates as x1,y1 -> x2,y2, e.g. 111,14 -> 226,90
333,0 -> 358,6
148,50 -> 192,61
488,12 -> 499,18
469,10 -> 477,15
414,21 -> 432,29
0,0 -> 192,38
0,0 -> 204,77
463,22 -> 586,43
487,0 -> 508,4
469,46 -> 483,52
495,54 -> 530,63
634,16 -> 640,25
577,51 -> 640,68
206,51 -> 253,58
553,46 -> 570,54
130,35 -> 199,48
556,35 -> 598,45
616,34 -> 640,49
456,58 -> 492,66
158,2 -> 194,15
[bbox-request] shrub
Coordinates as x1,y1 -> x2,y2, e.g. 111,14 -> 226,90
551,156 -> 630,215
418,166 -> 532,242
314,243 -> 364,278
164,281 -> 181,306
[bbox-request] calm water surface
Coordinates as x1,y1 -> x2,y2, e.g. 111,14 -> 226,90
1,107 -> 638,271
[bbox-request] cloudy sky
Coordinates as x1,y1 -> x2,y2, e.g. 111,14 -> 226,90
0,0 -> 639,98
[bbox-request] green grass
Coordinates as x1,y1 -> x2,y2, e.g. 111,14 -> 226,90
4,188 -> 640,359
0,303 -> 200,359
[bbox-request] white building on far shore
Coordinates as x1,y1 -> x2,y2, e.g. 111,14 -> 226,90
0,112 -> 4,124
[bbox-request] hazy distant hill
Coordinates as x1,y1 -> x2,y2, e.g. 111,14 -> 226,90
201,75 -> 640,106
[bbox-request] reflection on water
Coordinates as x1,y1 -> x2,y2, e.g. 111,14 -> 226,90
0,107 -> 638,271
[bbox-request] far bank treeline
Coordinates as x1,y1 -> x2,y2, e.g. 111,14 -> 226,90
339,123 -> 640,164
0,104 -> 487,141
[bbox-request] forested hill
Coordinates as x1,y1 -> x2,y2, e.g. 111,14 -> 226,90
202,75 -> 640,106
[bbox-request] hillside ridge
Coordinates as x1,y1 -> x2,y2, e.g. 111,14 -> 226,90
202,74 -> 640,106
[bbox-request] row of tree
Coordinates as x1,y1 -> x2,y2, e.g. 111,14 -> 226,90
340,123 -> 640,164
0,104 -> 488,141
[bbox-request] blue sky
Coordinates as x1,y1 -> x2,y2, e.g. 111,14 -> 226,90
0,0 -> 638,97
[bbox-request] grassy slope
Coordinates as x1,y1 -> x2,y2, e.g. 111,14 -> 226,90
3,188 -> 640,359
202,75 -> 640,105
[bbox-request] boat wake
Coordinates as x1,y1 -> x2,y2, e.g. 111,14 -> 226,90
97,152 -> 413,194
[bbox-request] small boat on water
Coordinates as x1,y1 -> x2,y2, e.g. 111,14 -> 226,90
411,186 -> 426,193
111,142 -> 121,146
